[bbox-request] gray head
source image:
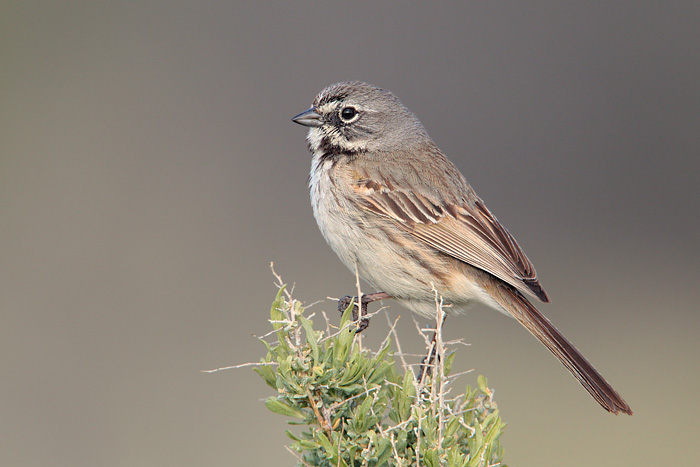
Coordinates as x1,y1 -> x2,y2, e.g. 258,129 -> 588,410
292,81 -> 431,156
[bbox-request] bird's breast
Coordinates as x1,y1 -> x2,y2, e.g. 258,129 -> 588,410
309,152 -> 362,272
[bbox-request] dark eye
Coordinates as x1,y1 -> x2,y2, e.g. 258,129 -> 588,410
340,106 -> 358,121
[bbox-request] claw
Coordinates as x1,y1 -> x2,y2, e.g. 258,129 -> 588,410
338,295 -> 370,332
336,292 -> 392,332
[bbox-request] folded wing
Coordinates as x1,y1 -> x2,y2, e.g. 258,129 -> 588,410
354,173 -> 550,302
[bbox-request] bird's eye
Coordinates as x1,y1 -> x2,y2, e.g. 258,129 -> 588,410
339,106 -> 358,122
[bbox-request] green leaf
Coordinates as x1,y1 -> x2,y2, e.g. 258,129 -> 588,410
397,370 -> 416,421
424,448 -> 440,467
375,437 -> 393,466
468,419 -> 484,467
443,351 -> 456,376
299,316 -> 320,364
339,298 -> 354,329
334,326 -> 355,367
315,432 -> 335,460
477,375 -> 489,394
445,415 -> 461,439
265,397 -> 305,419
298,439 -> 321,449
270,286 -> 286,330
375,337 -> 392,362
253,364 -> 277,389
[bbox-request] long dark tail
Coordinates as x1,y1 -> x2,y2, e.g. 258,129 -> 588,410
483,280 -> 632,415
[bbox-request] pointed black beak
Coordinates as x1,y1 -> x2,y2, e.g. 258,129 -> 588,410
292,107 -> 323,127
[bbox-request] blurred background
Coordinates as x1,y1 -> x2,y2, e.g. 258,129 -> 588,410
2,2 -> 699,465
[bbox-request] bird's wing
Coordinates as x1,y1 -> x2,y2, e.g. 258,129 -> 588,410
353,174 -> 550,302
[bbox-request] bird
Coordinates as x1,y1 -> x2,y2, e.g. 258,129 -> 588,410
292,81 -> 632,415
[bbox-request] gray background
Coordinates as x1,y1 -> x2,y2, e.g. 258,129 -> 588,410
2,2 -> 699,466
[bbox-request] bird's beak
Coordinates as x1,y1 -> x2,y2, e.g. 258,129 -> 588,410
292,107 -> 323,127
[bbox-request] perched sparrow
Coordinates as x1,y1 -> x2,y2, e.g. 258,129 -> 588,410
292,81 -> 632,415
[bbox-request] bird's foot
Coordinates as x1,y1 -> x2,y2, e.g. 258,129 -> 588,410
337,292 -> 391,333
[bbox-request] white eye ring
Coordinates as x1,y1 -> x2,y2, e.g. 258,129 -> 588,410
339,106 -> 359,122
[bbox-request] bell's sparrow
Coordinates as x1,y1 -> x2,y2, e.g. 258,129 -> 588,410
292,81 -> 632,415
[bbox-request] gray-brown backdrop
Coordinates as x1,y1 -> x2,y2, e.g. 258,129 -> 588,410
3,2 -> 699,466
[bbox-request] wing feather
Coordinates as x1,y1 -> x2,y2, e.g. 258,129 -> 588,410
353,174 -> 550,302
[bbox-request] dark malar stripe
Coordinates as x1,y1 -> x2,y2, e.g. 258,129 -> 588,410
318,137 -> 366,162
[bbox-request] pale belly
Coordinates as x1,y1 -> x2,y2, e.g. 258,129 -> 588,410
309,156 -> 501,318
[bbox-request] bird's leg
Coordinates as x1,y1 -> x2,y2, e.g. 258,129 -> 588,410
337,292 -> 391,332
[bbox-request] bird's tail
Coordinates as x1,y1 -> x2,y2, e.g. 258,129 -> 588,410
483,280 -> 632,415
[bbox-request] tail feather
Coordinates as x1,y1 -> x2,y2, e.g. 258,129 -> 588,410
485,281 -> 632,415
